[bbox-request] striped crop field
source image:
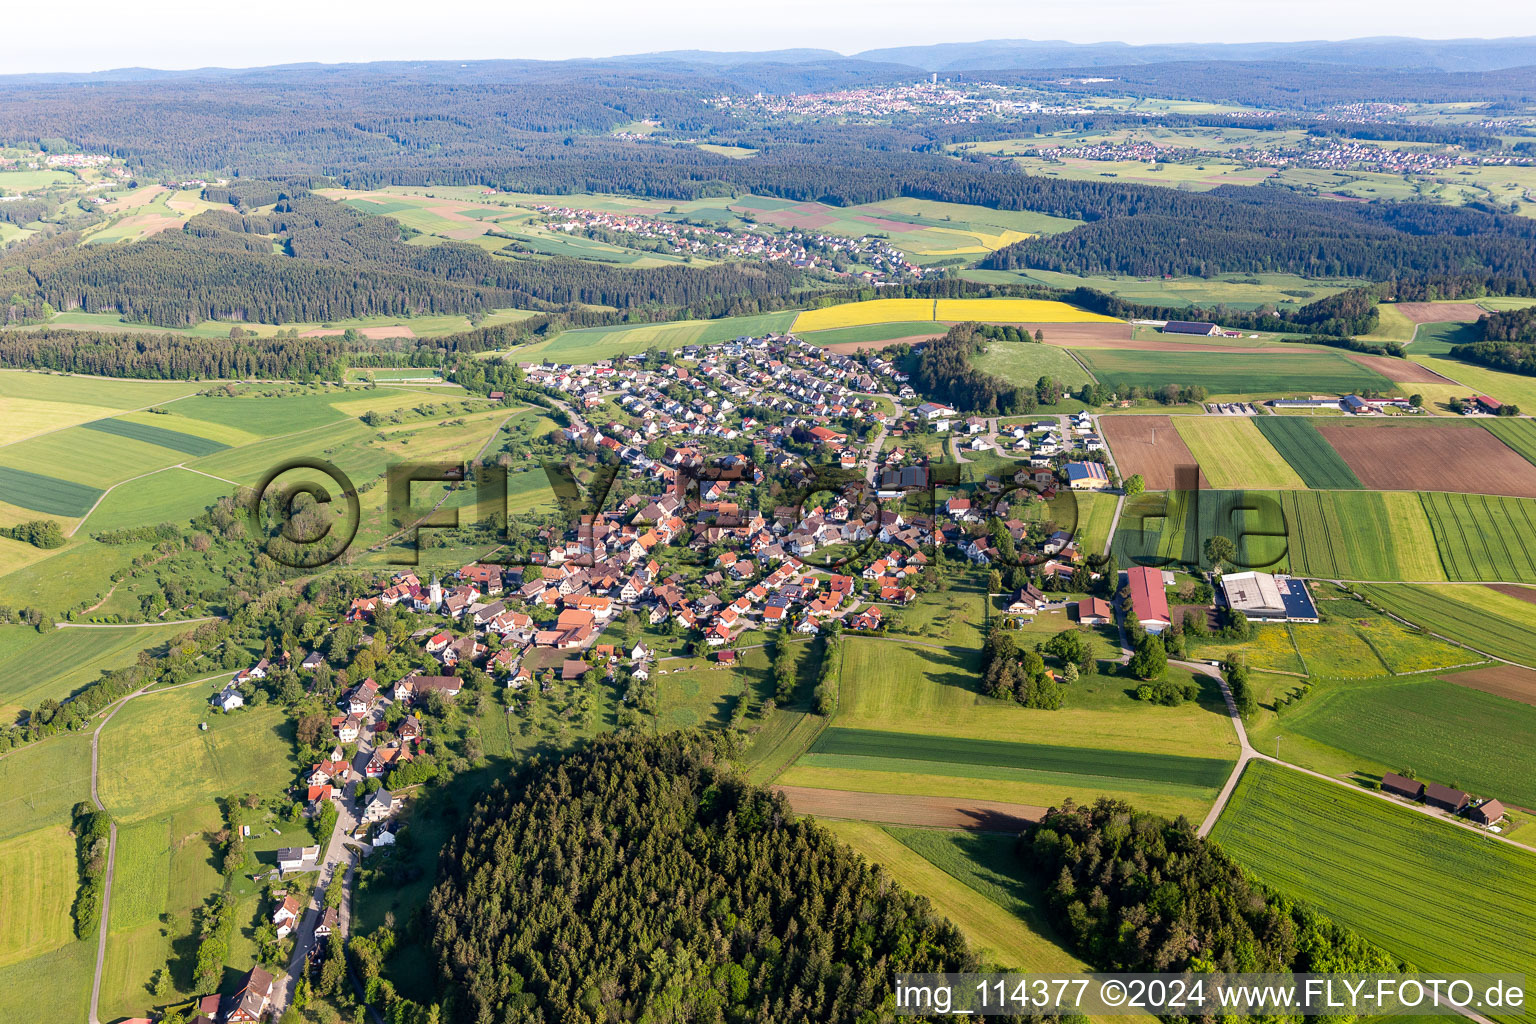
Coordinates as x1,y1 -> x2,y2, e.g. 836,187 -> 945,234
0,465 -> 103,517
80,417 -> 230,456
1483,417 -> 1536,468
1211,761 -> 1536,993
1418,491 -> 1536,581
808,727 -> 1232,788
1279,490 -> 1446,581
1275,677 -> 1536,807
1172,416 -> 1305,489
1252,417 -> 1362,489
1359,583 -> 1536,667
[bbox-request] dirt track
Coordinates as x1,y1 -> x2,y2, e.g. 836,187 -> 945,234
1392,302 -> 1488,324
1443,663 -> 1536,707
1342,353 -> 1456,384
774,786 -> 1045,832
1098,415 -> 1210,490
300,325 -> 418,340
1318,422 -> 1536,498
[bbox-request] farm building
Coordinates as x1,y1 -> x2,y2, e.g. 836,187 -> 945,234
1380,772 -> 1424,800
1126,566 -> 1170,633
1470,395 -> 1503,415
1423,783 -> 1469,813
1469,799 -> 1507,826
1162,321 -> 1219,336
1076,596 -> 1112,626
1064,461 -> 1110,490
1219,572 -> 1319,623
1269,397 -> 1342,411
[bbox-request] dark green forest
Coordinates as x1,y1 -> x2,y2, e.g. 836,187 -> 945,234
427,732 -> 985,1024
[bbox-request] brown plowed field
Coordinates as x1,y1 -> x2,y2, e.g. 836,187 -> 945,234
301,325 -> 418,340
1098,415 -> 1210,490
1343,354 -> 1454,384
1442,664 -> 1536,707
774,786 -> 1045,832
1488,584 -> 1536,606
822,334 -> 942,354
1392,302 -> 1488,324
1010,322 -> 1133,344
1316,422 -> 1536,497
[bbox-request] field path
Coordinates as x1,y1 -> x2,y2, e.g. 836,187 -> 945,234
56,615 -> 222,629
87,672 -> 223,1024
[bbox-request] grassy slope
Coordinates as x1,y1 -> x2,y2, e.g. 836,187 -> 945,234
1211,761 -> 1536,993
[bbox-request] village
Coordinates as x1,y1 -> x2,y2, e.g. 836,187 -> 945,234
533,204 -> 927,282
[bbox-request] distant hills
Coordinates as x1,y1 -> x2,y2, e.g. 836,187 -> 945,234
4,36 -> 1536,89
850,36 -> 1536,73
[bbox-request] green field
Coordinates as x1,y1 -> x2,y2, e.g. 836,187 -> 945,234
0,732 -> 92,842
83,467 -> 233,535
0,825 -> 78,968
1410,320 -> 1480,356
1358,583 -> 1536,666
96,683 -> 299,825
1113,488 -> 1446,580
1279,490 -> 1446,581
965,268 -> 1359,312
1072,490 -> 1116,558
810,727 -> 1232,787
517,311 -> 800,362
1419,491 -> 1536,581
827,822 -> 1089,974
1211,761 -> 1536,991
79,417 -> 230,456
779,637 -> 1236,819
1172,417 -> 1305,489
971,343 -> 1094,390
1482,418 -> 1536,468
1271,676 -> 1536,805
0,623 -> 199,719
1077,349 -> 1391,396
0,464 -> 102,516
1252,417 -> 1363,489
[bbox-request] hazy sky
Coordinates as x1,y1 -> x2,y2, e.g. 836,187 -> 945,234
3,0 -> 1535,74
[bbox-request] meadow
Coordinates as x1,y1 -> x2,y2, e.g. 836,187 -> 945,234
971,343 -> 1094,390
777,638 -> 1236,820
1418,491 -> 1536,581
1357,583 -> 1536,666
0,825 -> 78,969
1252,417 -> 1362,489
1077,349 -> 1390,396
964,268 -> 1359,311
1171,417 -> 1304,489
1210,761 -> 1536,991
96,683 -> 299,825
0,623 -> 199,720
516,311 -> 798,362
826,822 -> 1088,974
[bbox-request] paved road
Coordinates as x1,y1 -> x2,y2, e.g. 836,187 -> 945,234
269,716 -> 374,1017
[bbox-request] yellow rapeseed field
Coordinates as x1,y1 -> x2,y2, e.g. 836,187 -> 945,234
792,297 -> 1122,332
792,298 -> 939,332
935,298 -> 1123,323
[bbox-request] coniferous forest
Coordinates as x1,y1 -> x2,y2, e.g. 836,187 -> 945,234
427,733 -> 988,1024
